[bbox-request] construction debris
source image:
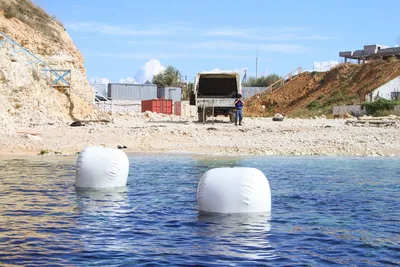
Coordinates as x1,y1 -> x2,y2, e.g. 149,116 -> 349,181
346,115 -> 399,127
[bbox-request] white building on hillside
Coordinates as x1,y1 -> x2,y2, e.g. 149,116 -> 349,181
366,76 -> 400,101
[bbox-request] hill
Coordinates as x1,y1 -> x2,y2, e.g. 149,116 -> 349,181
0,0 -> 102,134
245,60 -> 400,117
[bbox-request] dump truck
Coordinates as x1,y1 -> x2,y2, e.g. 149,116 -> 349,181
190,71 -> 241,122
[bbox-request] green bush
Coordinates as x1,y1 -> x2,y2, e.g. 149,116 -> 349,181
243,74 -> 281,87
39,149 -> 50,155
0,0 -> 62,41
307,100 -> 320,110
361,98 -> 400,115
4,10 -> 14,19
323,90 -> 358,107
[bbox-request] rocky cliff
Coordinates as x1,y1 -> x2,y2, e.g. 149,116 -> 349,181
0,0 -> 100,134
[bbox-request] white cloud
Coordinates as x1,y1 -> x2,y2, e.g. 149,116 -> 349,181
204,28 -> 333,41
188,41 -> 306,53
134,59 -> 165,84
312,60 -> 339,72
205,29 -> 252,38
66,22 -> 332,41
111,59 -> 165,84
93,51 -> 269,61
119,77 -> 136,84
89,59 -> 165,85
89,76 -> 110,84
128,40 -> 306,54
204,67 -> 247,75
66,22 -> 185,36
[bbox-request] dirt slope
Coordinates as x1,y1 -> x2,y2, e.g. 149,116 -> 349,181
246,60 -> 400,116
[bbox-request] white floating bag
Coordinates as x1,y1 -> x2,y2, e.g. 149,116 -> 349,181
75,146 -> 129,189
197,167 -> 271,214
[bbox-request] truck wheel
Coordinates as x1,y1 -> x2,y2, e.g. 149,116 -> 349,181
229,113 -> 235,123
198,112 -> 205,122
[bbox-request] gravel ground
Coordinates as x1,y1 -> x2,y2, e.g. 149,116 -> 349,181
1,112 -> 400,157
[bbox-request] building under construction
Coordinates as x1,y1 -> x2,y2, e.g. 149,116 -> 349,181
339,44 -> 400,63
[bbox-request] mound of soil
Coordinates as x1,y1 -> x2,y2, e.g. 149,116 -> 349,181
246,60 -> 400,116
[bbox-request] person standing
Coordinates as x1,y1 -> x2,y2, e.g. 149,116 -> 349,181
234,94 -> 244,126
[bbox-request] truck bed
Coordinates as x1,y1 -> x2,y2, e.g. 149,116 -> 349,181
196,98 -> 235,107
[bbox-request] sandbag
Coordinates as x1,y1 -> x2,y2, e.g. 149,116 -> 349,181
197,167 -> 271,214
75,146 -> 129,188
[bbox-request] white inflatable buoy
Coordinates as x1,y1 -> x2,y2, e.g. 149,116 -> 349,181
75,146 -> 129,189
197,167 -> 271,214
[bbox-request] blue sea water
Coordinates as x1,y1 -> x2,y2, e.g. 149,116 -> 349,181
0,155 -> 399,266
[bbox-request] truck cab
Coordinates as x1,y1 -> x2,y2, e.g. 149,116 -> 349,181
190,71 -> 241,122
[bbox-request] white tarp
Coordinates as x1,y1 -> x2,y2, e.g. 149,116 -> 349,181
197,167 -> 271,214
75,146 -> 129,189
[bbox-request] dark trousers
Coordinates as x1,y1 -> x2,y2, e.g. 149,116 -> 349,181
235,109 -> 243,124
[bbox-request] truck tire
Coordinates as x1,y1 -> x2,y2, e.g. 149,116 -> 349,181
198,111 -> 205,122
229,113 -> 235,123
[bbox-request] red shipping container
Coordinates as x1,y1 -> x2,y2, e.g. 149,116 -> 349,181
141,99 -> 173,115
174,101 -> 182,116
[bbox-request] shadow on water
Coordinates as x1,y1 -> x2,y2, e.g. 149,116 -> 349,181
195,213 -> 278,261
75,187 -> 129,214
73,187 -> 136,253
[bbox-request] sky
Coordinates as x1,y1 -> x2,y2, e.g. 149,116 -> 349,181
35,0 -> 400,84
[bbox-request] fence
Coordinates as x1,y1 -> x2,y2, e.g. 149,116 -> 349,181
108,83 -> 157,100
91,83 -> 108,96
0,31 -> 111,113
267,67 -> 302,92
0,31 -> 71,88
242,87 -> 271,99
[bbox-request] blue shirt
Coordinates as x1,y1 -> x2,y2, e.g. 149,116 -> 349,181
235,99 -> 244,109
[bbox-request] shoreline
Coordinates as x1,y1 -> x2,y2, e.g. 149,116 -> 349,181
2,150 -> 400,159
1,114 -> 400,158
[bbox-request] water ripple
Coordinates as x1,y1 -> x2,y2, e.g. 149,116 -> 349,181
0,155 -> 399,266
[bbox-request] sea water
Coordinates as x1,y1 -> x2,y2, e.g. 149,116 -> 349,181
0,155 -> 399,266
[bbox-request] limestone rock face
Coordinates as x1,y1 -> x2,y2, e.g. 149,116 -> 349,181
0,1 -> 103,134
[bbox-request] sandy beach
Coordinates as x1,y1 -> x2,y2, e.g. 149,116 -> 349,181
1,112 -> 399,157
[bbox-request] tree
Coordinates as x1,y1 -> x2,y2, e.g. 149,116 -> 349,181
152,65 -> 181,87
265,74 -> 281,86
243,74 -> 281,87
152,65 -> 192,100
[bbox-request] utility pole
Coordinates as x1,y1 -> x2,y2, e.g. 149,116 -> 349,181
256,49 -> 258,79
242,69 -> 247,84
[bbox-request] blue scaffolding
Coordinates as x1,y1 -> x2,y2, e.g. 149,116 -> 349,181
0,31 -> 71,87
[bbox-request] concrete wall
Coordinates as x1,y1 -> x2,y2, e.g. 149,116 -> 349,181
332,105 -> 366,116
180,101 -> 197,117
378,47 -> 400,56
242,87 -> 270,99
366,76 -> 400,101
333,104 -> 400,116
95,100 -> 142,114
